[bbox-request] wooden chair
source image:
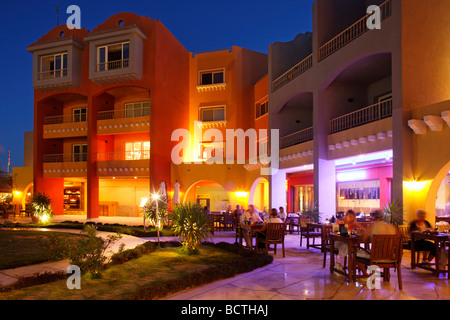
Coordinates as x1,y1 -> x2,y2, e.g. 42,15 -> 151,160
257,223 -> 287,257
354,234 -> 403,290
397,225 -> 411,250
322,224 -> 347,268
437,224 -> 450,232
286,216 -> 300,234
299,219 -> 321,248
220,212 -> 235,231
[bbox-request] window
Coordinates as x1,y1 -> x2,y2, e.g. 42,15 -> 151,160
40,53 -> 68,79
256,101 -> 268,118
125,142 -> 150,160
72,144 -> 87,162
125,101 -> 150,118
97,42 -> 130,71
200,70 -> 224,85
73,108 -> 87,122
200,106 -> 225,122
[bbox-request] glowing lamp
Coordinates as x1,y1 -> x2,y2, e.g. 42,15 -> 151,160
337,170 -> 367,182
152,194 -> 160,201
14,190 -> 22,196
235,191 -> 248,198
139,197 -> 149,208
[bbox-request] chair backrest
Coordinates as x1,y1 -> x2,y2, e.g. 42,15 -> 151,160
397,225 -> 410,243
437,224 -> 450,232
299,218 -> 313,228
370,235 -> 402,264
224,212 -> 234,222
322,224 -> 333,246
266,223 -> 287,241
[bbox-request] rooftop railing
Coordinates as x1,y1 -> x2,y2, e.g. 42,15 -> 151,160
280,127 -> 314,149
329,99 -> 392,134
272,54 -> 313,92
319,0 -> 392,61
97,107 -> 150,120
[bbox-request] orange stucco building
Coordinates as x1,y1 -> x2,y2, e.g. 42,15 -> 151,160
28,13 -> 269,218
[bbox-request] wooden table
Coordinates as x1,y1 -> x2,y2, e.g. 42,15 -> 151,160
239,223 -> 264,249
307,223 -> 327,251
411,231 -> 449,279
286,216 -> 299,234
330,233 -> 365,282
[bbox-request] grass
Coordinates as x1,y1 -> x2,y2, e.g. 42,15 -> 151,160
0,245 -> 245,300
0,230 -> 85,270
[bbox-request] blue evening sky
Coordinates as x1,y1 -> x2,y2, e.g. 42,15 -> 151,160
0,0 -> 314,171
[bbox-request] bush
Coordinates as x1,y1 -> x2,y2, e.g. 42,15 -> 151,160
31,192 -> 53,223
35,233 -> 72,261
170,202 -> 212,254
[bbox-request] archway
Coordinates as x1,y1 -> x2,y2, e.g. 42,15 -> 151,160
426,161 -> 450,220
183,180 -> 231,213
248,178 -> 269,212
22,182 -> 33,210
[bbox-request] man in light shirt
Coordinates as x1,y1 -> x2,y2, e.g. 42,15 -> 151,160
240,204 -> 263,248
278,207 -> 287,221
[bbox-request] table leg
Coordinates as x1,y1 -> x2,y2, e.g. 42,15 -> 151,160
330,239 -> 335,275
348,242 -> 355,282
411,236 -> 416,270
435,240 -> 441,278
307,227 -> 310,249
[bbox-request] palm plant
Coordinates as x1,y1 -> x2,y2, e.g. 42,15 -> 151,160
301,201 -> 322,223
170,202 -> 212,254
31,192 -> 53,223
382,200 -> 404,226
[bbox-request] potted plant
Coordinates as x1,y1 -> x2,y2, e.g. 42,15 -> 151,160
382,200 -> 404,226
1,195 -> 13,219
31,192 -> 53,223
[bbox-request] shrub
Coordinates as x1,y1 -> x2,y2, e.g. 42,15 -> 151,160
169,202 -> 212,254
35,233 -> 72,261
31,192 -> 53,223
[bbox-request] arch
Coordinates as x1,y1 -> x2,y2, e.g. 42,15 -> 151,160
183,180 -> 231,213
425,161 -> 450,217
248,177 -> 269,212
21,182 -> 34,210
319,51 -> 392,91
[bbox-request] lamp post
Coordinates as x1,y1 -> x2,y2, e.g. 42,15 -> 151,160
140,197 -> 149,232
152,193 -> 160,247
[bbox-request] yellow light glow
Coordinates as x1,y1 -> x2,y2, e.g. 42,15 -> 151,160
152,194 -> 160,201
14,191 -> 22,196
235,191 -> 248,198
403,180 -> 429,193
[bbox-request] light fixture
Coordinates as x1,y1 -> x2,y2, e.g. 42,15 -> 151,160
152,193 -> 160,201
139,197 -> 148,208
235,191 -> 248,198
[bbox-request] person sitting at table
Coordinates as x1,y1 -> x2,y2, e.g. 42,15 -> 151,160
334,210 -> 367,273
278,207 -> 287,221
409,209 -> 436,264
240,204 -> 263,249
255,208 -> 283,250
204,206 -> 210,215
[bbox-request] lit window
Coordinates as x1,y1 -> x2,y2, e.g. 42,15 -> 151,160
125,141 -> 150,160
256,101 -> 268,118
125,101 -> 150,118
200,70 -> 224,85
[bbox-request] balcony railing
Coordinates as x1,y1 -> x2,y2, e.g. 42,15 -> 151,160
97,151 -> 150,161
43,153 -> 87,163
280,127 -> 314,149
44,113 -> 88,125
96,59 -> 129,72
319,0 -> 392,61
97,107 -> 150,120
272,54 -> 313,92
329,99 -> 392,134
39,69 -> 68,80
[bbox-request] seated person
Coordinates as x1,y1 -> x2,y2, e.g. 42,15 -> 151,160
409,209 -> 436,264
255,209 -> 283,250
239,204 -> 263,249
278,206 -> 287,221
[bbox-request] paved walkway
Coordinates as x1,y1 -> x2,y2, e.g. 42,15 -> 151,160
1,226 -> 449,300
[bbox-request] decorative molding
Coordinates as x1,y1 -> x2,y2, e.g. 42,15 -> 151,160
196,83 -> 227,92
408,119 -> 427,135
424,115 -> 444,132
201,121 -> 228,129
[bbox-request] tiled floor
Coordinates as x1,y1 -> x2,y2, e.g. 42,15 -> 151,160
166,233 -> 450,300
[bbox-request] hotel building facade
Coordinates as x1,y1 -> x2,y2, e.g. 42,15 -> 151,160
27,0 -> 450,224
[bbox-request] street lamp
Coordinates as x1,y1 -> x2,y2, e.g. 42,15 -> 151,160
140,197 -> 149,232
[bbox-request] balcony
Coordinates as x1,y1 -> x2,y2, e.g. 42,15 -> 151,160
329,99 -> 392,134
39,69 -> 68,80
96,59 -> 129,72
280,127 -> 314,149
97,151 -> 150,177
272,54 -> 313,92
43,114 -> 88,139
42,153 -> 87,178
318,0 -> 392,61
97,106 -> 150,135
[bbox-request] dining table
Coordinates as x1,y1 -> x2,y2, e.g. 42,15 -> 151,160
411,231 -> 449,279
238,222 -> 265,250
329,232 -> 366,282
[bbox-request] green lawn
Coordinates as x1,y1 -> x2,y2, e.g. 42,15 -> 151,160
0,230 -> 84,270
0,246 -> 243,300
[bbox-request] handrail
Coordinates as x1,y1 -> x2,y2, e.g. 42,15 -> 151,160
280,127 -> 314,149
272,54 -> 313,92
319,0 -> 392,61
97,107 -> 150,120
44,113 -> 88,125
96,59 -> 129,72
39,69 -> 68,80
329,99 -> 392,134
43,153 -> 87,163
97,151 -> 150,161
